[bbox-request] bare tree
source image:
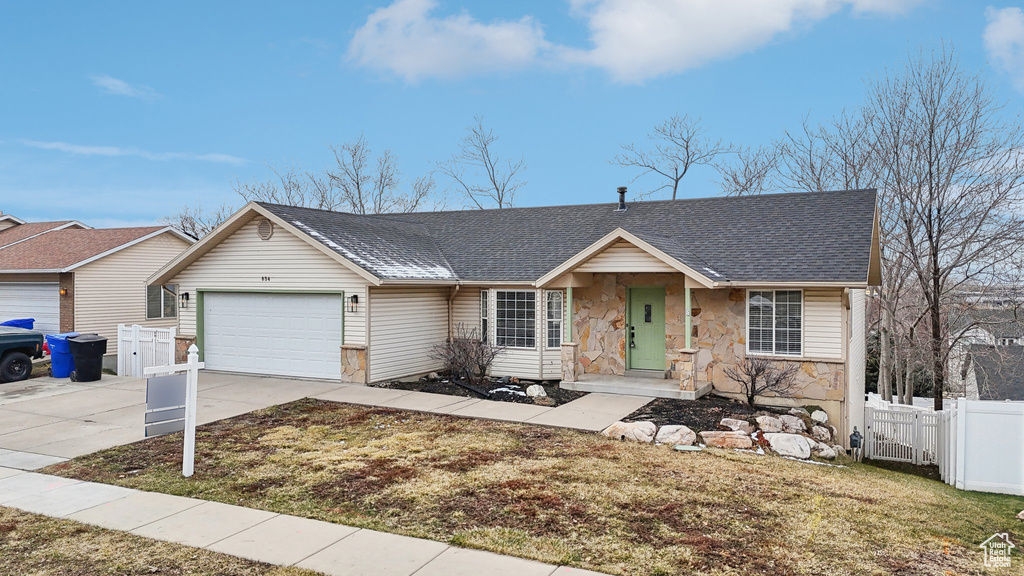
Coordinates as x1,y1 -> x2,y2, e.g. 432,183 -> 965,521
430,323 -> 505,385
724,356 -> 800,407
868,45 -> 1024,410
438,117 -> 524,209
614,114 -> 734,200
717,144 -> 781,196
162,202 -> 234,240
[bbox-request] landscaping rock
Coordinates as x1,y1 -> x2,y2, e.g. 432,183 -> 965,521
764,433 -> 811,459
533,396 -> 556,407
832,444 -> 847,458
655,425 -> 697,446
755,415 -> 783,433
526,384 -> 547,398
1016,510 -> 1024,521
811,410 -> 828,424
699,430 -> 753,449
812,441 -> 837,459
427,372 -> 440,380
789,407 -> 810,417
602,421 -> 656,443
779,414 -> 807,434
720,418 -> 755,434
811,425 -> 831,443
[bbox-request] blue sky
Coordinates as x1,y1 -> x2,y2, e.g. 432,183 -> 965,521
2,0 -> 1023,227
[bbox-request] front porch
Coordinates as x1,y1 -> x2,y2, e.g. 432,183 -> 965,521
560,373 -> 713,400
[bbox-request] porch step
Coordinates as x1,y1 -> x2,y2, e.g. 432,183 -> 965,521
623,369 -> 669,380
561,375 -> 713,401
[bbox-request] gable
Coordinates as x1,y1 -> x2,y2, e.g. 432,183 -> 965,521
575,240 -> 678,273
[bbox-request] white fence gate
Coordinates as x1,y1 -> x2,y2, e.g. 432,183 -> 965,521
117,324 -> 176,377
864,405 -> 940,465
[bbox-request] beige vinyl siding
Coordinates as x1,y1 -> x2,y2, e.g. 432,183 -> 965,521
368,287 -> 448,382
73,233 -> 191,356
171,219 -> 369,346
451,287 -> 483,338
576,241 -> 676,273
804,288 -> 844,359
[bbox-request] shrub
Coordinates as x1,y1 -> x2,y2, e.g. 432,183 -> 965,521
430,323 -> 505,385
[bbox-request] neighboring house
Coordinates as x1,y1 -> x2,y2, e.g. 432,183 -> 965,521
0,217 -> 193,367
947,307 -> 1024,398
150,188 -> 880,440
961,345 -> 1024,401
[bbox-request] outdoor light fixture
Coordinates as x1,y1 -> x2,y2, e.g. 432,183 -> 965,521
59,287 -> 67,296
348,294 -> 358,313
180,291 -> 190,310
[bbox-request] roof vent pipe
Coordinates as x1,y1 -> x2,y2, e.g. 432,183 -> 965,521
616,186 -> 627,211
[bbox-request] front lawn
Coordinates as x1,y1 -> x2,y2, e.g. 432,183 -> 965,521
45,399 -> 1023,576
0,506 -> 315,576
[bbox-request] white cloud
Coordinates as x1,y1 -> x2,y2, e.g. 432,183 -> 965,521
347,0 -> 550,82
90,74 -> 161,99
22,140 -> 248,165
984,6 -> 1024,93
348,0 -> 923,83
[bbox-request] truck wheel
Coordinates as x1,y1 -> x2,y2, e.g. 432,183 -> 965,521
0,352 -> 32,383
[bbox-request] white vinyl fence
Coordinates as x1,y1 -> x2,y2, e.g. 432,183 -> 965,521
864,405 -> 940,465
117,324 -> 176,377
938,399 -> 1024,496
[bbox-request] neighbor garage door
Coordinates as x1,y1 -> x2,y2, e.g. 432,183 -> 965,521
203,292 -> 342,379
0,282 -> 60,334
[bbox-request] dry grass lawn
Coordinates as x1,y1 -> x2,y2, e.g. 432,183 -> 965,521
45,399 -> 1024,576
0,506 -> 317,576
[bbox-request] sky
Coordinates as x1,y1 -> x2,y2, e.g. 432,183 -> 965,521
1,0 -> 1023,227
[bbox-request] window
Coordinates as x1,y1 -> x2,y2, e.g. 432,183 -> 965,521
480,290 -> 488,343
546,291 -> 563,348
147,284 -> 177,319
495,290 -> 535,348
747,290 -> 802,356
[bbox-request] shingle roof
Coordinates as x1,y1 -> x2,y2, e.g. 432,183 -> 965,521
0,221 -> 77,249
259,189 -> 878,284
0,227 -> 166,272
968,344 -> 1024,401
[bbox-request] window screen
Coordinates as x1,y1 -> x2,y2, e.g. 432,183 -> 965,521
495,290 -> 535,348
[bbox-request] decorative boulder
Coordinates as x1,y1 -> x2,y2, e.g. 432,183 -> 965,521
779,414 -> 807,434
427,372 -> 440,380
831,444 -> 847,458
755,415 -> 783,433
526,384 -> 547,398
811,410 -> 829,424
656,425 -> 697,446
602,421 -> 656,443
811,425 -> 831,443
699,430 -> 754,449
828,425 -> 839,439
764,433 -> 811,459
720,418 -> 755,435
812,441 -> 837,460
534,396 -> 556,407
1016,510 -> 1024,521
789,407 -> 810,417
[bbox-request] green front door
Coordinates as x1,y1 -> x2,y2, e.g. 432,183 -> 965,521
627,286 -> 666,371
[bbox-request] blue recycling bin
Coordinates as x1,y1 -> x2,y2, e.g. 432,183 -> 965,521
46,332 -> 79,378
0,318 -> 34,329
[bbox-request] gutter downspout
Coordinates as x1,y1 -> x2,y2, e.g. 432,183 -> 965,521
448,283 -> 460,340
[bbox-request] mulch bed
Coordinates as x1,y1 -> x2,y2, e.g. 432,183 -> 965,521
371,375 -> 587,407
623,394 -> 786,432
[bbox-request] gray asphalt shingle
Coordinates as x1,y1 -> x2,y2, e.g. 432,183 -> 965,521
259,188 -> 877,284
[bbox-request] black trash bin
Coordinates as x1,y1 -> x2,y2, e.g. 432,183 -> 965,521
67,333 -> 107,382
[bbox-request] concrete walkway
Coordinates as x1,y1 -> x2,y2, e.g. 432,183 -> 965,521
0,466 -> 604,576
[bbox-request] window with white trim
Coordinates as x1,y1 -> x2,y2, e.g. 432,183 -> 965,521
495,290 -> 535,348
748,290 -> 802,356
480,290 -> 488,343
546,291 -> 563,348
147,284 -> 178,319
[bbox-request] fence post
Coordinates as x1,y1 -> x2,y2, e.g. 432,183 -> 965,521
182,344 -> 200,478
131,324 -> 142,377
864,407 -> 872,459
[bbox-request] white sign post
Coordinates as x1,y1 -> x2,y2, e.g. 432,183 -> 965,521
143,344 -> 204,477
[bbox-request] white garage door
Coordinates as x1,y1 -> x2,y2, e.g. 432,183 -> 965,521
203,292 -> 342,379
0,282 -> 60,334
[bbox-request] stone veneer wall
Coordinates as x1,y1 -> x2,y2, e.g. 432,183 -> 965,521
571,275 -> 845,404
573,273 -> 688,376
341,345 -> 367,384
690,288 -> 846,403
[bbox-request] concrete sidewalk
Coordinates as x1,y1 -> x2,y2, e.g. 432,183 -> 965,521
0,467 -> 605,576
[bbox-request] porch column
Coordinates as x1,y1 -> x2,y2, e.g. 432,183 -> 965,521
678,348 -> 696,391
561,342 -> 579,382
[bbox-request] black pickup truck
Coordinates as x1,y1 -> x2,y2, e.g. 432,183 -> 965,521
0,327 -> 44,383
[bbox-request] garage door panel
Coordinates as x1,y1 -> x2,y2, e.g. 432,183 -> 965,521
204,292 -> 341,380
0,282 -> 60,334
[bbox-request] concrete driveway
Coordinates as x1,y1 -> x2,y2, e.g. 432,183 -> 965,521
0,372 -> 347,467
